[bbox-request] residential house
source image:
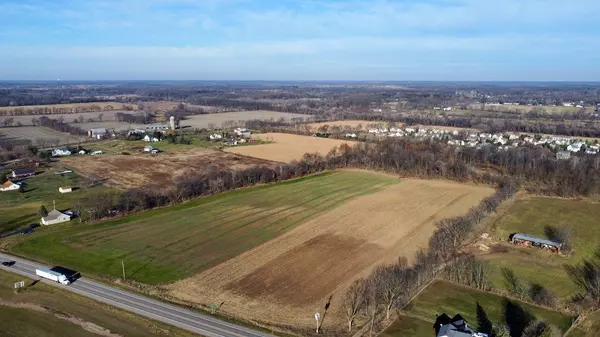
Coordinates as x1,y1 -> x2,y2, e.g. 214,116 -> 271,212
0,180 -> 20,192
58,187 -> 73,193
209,134 -> 223,140
78,150 -> 87,155
144,145 -> 154,152
434,313 -> 488,337
145,124 -> 169,131
41,209 -> 71,225
234,128 -> 251,137
443,107 -> 453,111
88,128 -> 107,139
11,169 -> 35,178
52,148 -> 72,157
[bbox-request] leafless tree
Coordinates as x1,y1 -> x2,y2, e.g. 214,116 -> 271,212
341,278 -> 367,332
373,258 -> 409,320
522,320 -> 560,337
363,278 -> 382,337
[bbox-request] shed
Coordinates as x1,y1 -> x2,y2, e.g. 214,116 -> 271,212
41,209 -> 71,225
510,233 -> 562,251
144,145 -> 153,152
59,187 -> 73,193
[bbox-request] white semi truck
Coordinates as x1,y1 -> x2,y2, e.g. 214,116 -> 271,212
35,267 -> 70,285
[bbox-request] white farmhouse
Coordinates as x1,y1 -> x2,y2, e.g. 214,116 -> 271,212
0,180 -> 20,192
143,135 -> 160,142
41,209 -> 71,225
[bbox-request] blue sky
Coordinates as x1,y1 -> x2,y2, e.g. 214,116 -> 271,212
0,0 -> 599,80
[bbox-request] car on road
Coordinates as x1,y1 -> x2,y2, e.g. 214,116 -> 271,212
2,261 -> 15,267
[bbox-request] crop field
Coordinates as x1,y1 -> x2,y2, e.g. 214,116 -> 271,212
167,177 -> 494,328
224,133 -> 356,162
382,280 -> 575,337
467,103 -> 595,114
0,102 -> 135,113
13,171 -> 400,285
0,110 -> 144,126
478,196 -> 600,300
0,270 -> 198,337
0,127 -> 85,145
62,144 -> 272,189
182,110 -> 308,129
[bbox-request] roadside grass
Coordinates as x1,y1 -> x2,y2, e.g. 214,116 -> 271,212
382,280 -> 575,336
482,196 -> 600,299
13,171 -> 399,285
0,269 -> 201,337
0,168 -> 111,233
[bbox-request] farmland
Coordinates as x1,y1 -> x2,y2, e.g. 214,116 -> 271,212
382,280 -> 576,337
225,133 -> 356,162
0,168 -> 111,233
0,110 -> 143,126
0,127 -> 86,146
0,270 -> 198,337
182,110 -> 308,129
478,196 -> 600,300
0,102 -> 136,114
13,171 -> 399,284
167,177 -> 493,328
61,139 -> 273,189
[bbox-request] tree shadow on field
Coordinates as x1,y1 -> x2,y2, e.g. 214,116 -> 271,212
504,299 -> 533,337
128,257 -> 157,279
476,302 -> 493,335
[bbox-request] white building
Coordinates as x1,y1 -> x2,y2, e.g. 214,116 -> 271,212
52,148 -> 72,157
59,187 -> 73,193
41,209 -> 71,225
0,180 -> 20,192
143,135 -> 159,142
144,145 -> 154,152
88,128 -> 107,138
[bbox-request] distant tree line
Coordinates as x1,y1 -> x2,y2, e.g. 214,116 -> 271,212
36,116 -> 86,136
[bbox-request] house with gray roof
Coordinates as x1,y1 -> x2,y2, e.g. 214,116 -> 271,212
434,314 -> 488,337
41,209 -> 71,226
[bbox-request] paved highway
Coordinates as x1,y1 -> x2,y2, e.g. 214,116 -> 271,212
0,252 -> 273,337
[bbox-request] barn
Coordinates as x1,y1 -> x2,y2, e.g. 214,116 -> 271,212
11,168 -> 35,178
509,233 -> 562,252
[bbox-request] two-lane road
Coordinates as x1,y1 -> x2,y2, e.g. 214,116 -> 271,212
0,252 -> 273,337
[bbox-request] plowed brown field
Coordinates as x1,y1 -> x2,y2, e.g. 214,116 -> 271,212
62,148 -> 272,189
167,178 -> 494,329
224,133 -> 356,162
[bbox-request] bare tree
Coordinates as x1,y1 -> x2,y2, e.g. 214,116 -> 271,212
565,250 -> 600,308
341,278 -> 367,332
364,278 -> 383,337
373,258 -> 409,320
522,320 -> 561,337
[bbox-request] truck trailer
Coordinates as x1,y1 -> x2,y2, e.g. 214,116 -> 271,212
35,267 -> 70,285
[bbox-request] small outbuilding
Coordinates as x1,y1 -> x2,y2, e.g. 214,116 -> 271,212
144,145 -> 153,152
41,209 -> 71,225
59,187 -> 73,193
88,128 -> 107,138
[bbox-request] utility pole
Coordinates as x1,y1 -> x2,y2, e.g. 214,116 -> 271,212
122,260 -> 126,280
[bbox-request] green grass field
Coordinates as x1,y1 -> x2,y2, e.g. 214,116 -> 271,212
0,270 -> 200,337
0,168 -> 110,233
13,171 -> 398,284
382,280 -> 575,336
483,197 -> 600,299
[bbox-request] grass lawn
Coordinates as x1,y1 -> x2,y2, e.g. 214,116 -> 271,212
0,270 -> 200,337
382,280 -> 575,336
0,168 -> 111,233
13,171 -> 398,284
482,196 -> 600,299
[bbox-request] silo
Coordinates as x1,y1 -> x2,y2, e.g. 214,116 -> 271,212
169,116 -> 176,130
